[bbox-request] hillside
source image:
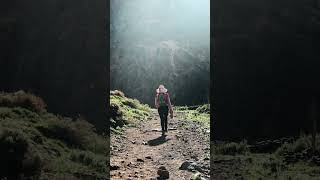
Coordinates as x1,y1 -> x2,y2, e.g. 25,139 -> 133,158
0,91 -> 108,179
0,0 -> 107,132
110,0 -> 210,106
211,135 -> 320,179
110,90 -> 210,179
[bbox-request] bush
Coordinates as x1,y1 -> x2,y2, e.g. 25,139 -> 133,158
0,128 -> 42,179
196,104 -> 210,114
0,91 -> 46,113
110,92 -> 151,130
37,117 -> 107,153
174,106 -> 188,111
122,99 -> 139,109
70,150 -> 107,173
276,134 -> 320,156
0,92 -> 107,179
110,90 -> 125,97
213,140 -> 249,155
261,156 -> 284,173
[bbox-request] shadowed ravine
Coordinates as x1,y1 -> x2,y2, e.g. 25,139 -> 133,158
110,110 -> 210,179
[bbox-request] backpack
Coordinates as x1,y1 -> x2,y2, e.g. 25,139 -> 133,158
158,93 -> 167,107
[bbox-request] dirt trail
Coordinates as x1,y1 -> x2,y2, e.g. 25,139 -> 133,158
110,110 -> 210,180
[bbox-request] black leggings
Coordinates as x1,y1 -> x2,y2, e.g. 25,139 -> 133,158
158,106 -> 168,131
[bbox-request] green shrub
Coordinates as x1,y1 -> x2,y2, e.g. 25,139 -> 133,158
0,128 -> 42,179
276,134 -> 320,156
174,106 -> 188,111
213,140 -> 249,155
110,91 -> 151,130
110,90 -> 125,97
70,150 -> 107,173
37,117 -> 107,153
122,99 -> 139,109
21,149 -> 42,178
0,128 -> 29,158
261,156 -> 284,173
0,91 -> 108,179
0,91 -> 46,113
196,104 -> 210,113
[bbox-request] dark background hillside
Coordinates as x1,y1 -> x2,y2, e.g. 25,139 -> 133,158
110,0 -> 210,106
212,0 -> 320,140
0,0 -> 108,132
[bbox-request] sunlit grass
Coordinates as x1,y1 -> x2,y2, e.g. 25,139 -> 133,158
174,104 -> 210,128
110,90 -> 151,131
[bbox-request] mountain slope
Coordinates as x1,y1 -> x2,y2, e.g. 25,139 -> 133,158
0,91 -> 108,179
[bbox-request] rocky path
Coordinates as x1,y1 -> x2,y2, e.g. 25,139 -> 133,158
110,110 -> 210,180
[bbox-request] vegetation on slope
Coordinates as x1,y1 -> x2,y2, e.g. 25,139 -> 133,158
110,90 -> 151,133
174,104 -> 210,128
211,134 -> 320,179
0,91 -> 108,179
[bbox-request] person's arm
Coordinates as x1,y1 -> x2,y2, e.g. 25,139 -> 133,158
155,93 -> 159,108
167,93 -> 173,115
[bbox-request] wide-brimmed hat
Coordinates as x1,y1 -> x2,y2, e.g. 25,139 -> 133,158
156,84 -> 167,93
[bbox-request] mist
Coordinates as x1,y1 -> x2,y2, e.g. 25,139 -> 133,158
110,0 -> 210,106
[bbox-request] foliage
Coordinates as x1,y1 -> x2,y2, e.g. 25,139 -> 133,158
110,90 -> 125,98
213,140 -> 249,155
211,136 -> 320,179
175,104 -> 210,128
0,128 -> 43,179
174,106 -> 189,111
196,104 -> 210,113
0,92 -> 107,179
36,117 -> 107,153
276,134 -> 320,156
70,150 -> 107,173
110,90 -> 151,130
0,91 -> 46,113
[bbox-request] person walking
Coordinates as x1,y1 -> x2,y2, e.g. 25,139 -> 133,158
155,85 -> 173,134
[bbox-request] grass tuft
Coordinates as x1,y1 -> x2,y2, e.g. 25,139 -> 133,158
110,90 -> 151,130
0,91 -> 108,179
0,91 -> 46,113
213,140 -> 249,155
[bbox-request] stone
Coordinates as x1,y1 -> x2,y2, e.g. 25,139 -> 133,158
145,156 -> 152,159
110,165 -> 120,171
179,161 -> 204,173
179,161 -> 192,170
137,158 -> 144,162
157,166 -> 169,179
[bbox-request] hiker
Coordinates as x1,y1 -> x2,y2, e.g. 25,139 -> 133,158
155,85 -> 174,134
